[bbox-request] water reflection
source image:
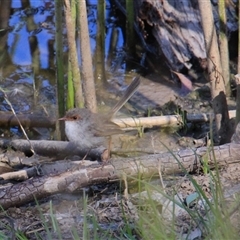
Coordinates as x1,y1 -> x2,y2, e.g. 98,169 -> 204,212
0,0 -> 138,138
9,1 -> 54,68
0,0 -> 55,117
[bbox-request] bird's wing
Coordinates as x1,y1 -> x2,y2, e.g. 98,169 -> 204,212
92,117 -> 122,137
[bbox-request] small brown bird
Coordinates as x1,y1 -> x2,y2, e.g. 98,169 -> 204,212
59,76 -> 140,149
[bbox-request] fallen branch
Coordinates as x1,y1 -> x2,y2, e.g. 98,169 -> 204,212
0,167 -> 40,181
0,111 -> 55,128
0,139 -> 108,163
0,110 -> 236,129
0,142 -> 240,209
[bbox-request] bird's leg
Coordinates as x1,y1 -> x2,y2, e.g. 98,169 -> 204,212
101,137 -> 112,167
107,136 -> 112,159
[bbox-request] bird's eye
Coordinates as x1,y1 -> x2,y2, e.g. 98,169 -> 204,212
72,116 -> 78,120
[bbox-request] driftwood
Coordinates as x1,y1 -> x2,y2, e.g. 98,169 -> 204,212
0,142 -> 240,209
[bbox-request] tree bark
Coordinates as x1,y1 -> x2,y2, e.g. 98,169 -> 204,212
1,142 -> 240,209
0,139 -> 108,162
198,0 -> 230,144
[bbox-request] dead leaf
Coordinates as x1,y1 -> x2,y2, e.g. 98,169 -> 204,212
172,70 -> 193,96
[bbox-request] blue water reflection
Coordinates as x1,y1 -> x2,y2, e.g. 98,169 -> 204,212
1,0 -> 129,117
9,1 -> 54,69
7,0 -> 126,78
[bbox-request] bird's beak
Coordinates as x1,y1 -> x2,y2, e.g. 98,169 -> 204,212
58,117 -> 66,121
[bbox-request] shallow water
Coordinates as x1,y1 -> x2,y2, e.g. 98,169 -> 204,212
0,0 -> 141,138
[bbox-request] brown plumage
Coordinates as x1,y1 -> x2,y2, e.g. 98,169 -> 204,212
59,76 -> 140,149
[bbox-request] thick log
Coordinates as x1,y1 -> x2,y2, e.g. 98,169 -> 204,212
0,163 -> 116,209
0,138 -> 239,170
0,142 -> 240,209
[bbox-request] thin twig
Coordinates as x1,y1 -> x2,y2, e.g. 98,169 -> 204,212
1,89 -> 35,155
